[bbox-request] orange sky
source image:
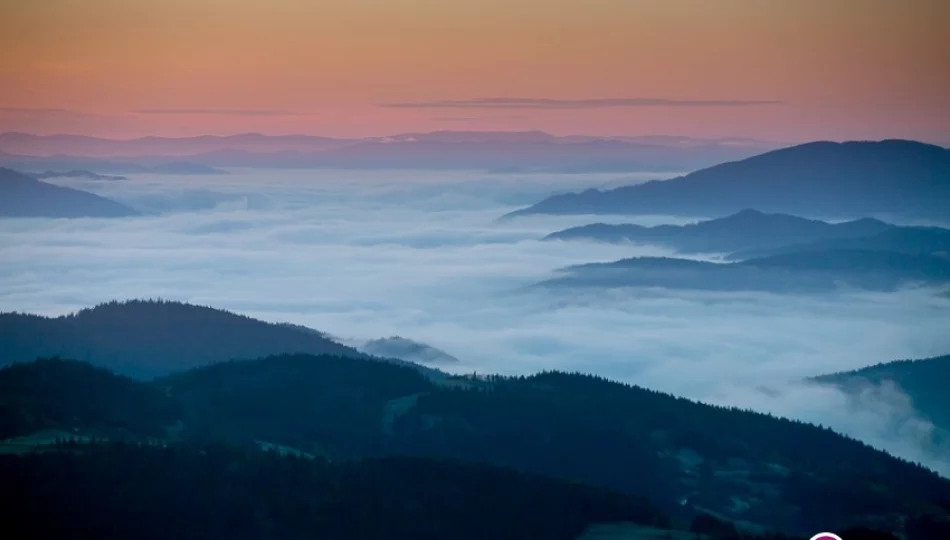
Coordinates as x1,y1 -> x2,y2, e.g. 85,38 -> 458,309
1,0 -> 948,142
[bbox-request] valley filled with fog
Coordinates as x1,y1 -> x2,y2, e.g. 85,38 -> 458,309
3,168 -> 950,475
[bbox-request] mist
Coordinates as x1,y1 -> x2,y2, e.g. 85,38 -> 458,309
3,168 -> 950,475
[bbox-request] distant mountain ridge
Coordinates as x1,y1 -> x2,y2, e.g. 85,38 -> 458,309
544,209 -> 896,254
0,299 -> 440,378
359,336 -> 460,365
727,226 -> 950,260
0,130 -> 778,173
507,140 -> 950,220
0,167 -> 138,218
542,250 -> 950,293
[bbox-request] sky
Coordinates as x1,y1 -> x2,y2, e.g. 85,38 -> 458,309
1,0 -> 948,141
3,169 -> 950,474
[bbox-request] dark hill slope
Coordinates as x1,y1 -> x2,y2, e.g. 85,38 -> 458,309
0,167 -> 138,217
729,226 -> 950,260
387,372 -> 950,535
508,140 -> 950,220
0,358 -> 182,440
543,250 -> 950,293
0,300 -> 399,378
0,443 -> 670,540
814,355 -> 950,433
158,353 -> 434,457
545,209 -> 894,254
129,355 -> 950,535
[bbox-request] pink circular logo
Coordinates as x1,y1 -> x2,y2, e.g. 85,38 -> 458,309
809,534 -> 842,540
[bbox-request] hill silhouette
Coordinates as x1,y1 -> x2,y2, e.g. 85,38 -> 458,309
0,167 -> 138,218
0,300 -> 436,378
359,336 -> 460,365
0,358 -> 183,440
543,250 -> 950,293
814,355 -> 950,434
4,354 -> 945,535
506,140 -> 950,220
728,226 -> 950,261
544,209 -> 894,254
1,442 -> 674,540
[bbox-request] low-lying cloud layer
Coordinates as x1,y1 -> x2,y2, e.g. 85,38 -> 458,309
2,168 -> 949,474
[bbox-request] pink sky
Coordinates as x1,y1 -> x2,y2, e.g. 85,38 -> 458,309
1,0 -> 948,142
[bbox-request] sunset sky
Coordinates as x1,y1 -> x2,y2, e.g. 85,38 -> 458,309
1,0 -> 948,142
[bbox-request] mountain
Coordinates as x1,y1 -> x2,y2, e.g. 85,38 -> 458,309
158,353 -> 435,456
0,299 -> 431,378
728,226 -> 950,261
813,354 -> 950,434
4,354 -> 948,537
0,358 -> 183,441
506,140 -> 950,220
541,250 -> 950,293
0,167 -> 138,218
0,154 -> 230,175
0,131 -> 777,173
544,209 -> 895,254
1,442 -> 673,540
143,162 -> 228,175
0,132 -> 352,157
359,336 -> 460,365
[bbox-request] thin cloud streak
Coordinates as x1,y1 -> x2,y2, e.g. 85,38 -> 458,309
382,97 -> 782,109
0,107 -> 83,114
133,109 -> 320,117
431,117 -> 479,122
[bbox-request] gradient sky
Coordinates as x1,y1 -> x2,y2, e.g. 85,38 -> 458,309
1,0 -> 948,141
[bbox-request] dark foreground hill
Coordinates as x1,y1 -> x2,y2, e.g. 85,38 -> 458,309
0,442 -> 675,540
506,140 -> 950,220
4,356 -> 948,537
544,209 -> 895,254
542,250 -> 950,293
0,358 -> 182,441
0,300 -> 438,378
0,166 -> 138,218
814,355 -> 950,434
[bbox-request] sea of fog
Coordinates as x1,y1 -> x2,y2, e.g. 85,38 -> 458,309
3,168 -> 950,474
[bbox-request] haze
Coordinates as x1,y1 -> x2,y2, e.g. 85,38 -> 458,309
3,169 -> 950,474
3,2 -> 950,536
2,0 -> 948,142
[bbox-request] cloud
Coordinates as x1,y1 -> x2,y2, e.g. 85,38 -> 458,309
2,169 -> 949,475
132,108 -> 319,116
0,107 -> 85,115
431,117 -> 479,122
381,97 -> 781,109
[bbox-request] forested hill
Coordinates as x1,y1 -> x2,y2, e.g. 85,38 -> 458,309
505,140 -> 950,220
0,299 -> 438,378
544,210 -> 895,254
0,442 -> 672,540
0,358 -> 182,440
728,226 -> 950,261
814,355 -> 950,433
4,356 -> 949,536
542,250 -> 950,293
